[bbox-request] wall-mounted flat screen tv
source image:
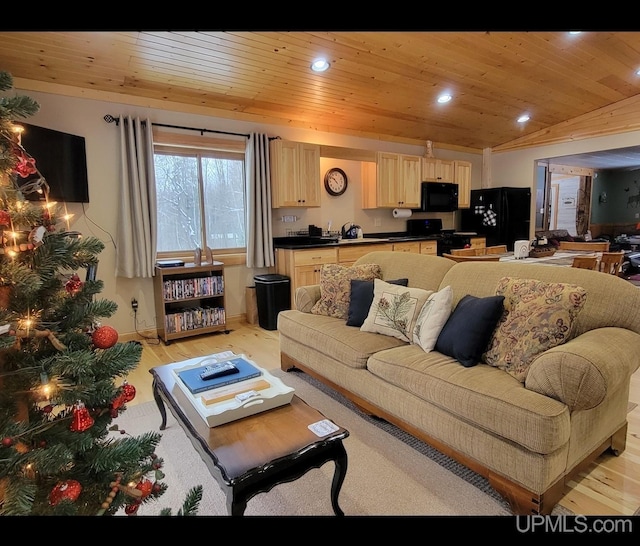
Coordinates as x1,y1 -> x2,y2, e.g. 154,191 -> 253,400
15,122 -> 90,203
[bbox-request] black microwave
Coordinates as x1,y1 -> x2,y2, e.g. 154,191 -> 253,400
418,182 -> 458,212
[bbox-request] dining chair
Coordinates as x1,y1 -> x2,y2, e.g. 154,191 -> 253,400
484,245 -> 508,255
442,253 -> 500,262
449,247 -> 479,256
598,251 -> 626,276
571,255 -> 599,270
558,241 -> 610,252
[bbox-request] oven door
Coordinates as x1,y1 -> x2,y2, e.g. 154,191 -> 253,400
437,235 -> 470,256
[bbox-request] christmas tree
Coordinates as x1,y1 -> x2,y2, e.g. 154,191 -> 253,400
0,71 -> 201,515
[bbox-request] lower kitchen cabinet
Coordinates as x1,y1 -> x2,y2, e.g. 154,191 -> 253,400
338,243 -> 393,266
275,247 -> 338,306
392,241 -> 421,253
419,240 -> 438,255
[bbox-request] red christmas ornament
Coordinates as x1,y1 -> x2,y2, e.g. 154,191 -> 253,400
70,402 -> 94,432
135,479 -> 153,499
92,325 -> 118,349
0,210 -> 10,226
2,437 -> 13,447
124,502 -> 140,515
65,273 -> 83,294
121,383 -> 136,403
13,150 -> 37,178
49,480 -> 82,505
110,392 -> 126,417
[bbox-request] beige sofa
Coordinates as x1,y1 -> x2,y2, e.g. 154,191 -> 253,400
277,251 -> 640,515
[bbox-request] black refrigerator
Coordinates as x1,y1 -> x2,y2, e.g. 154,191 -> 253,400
460,187 -> 531,251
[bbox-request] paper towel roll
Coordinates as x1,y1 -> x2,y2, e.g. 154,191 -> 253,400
514,240 -> 531,259
392,208 -> 412,219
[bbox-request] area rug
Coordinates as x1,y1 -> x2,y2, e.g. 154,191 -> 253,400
114,368 -> 571,517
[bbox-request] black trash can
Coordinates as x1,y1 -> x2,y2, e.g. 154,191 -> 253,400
253,274 -> 291,330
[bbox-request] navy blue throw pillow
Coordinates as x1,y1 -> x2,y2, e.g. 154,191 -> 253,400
434,294 -> 505,368
346,278 -> 409,327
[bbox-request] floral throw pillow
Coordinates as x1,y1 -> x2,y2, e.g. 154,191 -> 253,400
310,263 -> 382,319
483,276 -> 587,382
361,279 -> 433,342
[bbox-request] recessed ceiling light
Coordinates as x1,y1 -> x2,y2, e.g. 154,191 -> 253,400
517,114 -> 530,123
437,93 -> 452,104
311,58 -> 330,72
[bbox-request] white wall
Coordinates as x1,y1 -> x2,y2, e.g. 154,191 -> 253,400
15,86 -> 640,337
489,130 -> 640,238
14,88 -> 481,337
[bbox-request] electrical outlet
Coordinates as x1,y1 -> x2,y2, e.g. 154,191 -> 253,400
636,213 -> 639,219
374,218 -> 381,227
131,298 -> 138,311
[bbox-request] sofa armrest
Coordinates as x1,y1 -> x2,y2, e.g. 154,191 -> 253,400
294,285 -> 321,313
525,328 -> 640,411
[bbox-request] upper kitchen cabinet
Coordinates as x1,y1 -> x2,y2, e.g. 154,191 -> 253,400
422,158 -> 454,183
453,160 -> 472,209
270,139 -> 321,208
372,152 -> 421,208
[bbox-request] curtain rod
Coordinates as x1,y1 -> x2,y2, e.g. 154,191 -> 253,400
103,114 -> 250,139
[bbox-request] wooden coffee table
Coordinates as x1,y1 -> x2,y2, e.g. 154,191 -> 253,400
149,361 -> 350,516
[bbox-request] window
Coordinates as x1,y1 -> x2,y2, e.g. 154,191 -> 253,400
153,144 -> 246,254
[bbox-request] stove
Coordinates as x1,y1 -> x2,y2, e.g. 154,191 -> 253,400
406,219 -> 476,255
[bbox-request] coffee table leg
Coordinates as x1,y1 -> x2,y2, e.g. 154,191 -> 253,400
331,441 -> 348,516
227,492 -> 247,516
152,377 -> 168,430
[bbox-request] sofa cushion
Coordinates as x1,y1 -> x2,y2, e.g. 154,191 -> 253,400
366,344 -> 570,455
435,294 -> 505,368
346,278 -> 409,327
483,277 -> 587,382
412,285 -> 453,352
361,279 -> 433,342
311,263 -> 382,319
278,309 -> 406,370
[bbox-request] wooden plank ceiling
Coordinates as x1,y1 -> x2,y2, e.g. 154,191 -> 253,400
2,31 -> 640,152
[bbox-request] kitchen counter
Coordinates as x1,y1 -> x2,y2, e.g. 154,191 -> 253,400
272,234 -> 439,249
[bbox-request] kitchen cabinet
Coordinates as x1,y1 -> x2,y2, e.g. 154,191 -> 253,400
454,160 -> 472,209
275,247 -> 338,306
338,242 -> 393,266
154,262 -> 228,344
362,152 -> 421,209
270,139 -> 320,208
276,240 -> 444,307
422,158 -> 454,183
392,241 -> 421,253
419,240 -> 438,255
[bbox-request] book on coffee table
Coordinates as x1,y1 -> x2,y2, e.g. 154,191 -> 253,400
177,356 -> 262,394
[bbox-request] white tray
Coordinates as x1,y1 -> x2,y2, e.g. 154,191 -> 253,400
171,353 -> 294,427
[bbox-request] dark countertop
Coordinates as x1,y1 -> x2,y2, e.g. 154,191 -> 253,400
273,233 -> 440,249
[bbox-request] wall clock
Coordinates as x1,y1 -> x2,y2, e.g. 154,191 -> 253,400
324,168 -> 348,196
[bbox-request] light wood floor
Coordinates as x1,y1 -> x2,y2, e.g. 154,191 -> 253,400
124,318 -> 640,516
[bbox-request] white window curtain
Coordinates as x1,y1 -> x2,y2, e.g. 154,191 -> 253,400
115,116 -> 157,278
245,133 -> 274,268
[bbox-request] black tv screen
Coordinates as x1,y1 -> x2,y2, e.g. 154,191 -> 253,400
15,123 -> 89,203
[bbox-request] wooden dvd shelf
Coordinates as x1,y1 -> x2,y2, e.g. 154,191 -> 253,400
154,261 -> 229,344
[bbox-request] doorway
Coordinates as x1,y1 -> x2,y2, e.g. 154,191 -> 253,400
536,162 -> 592,236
